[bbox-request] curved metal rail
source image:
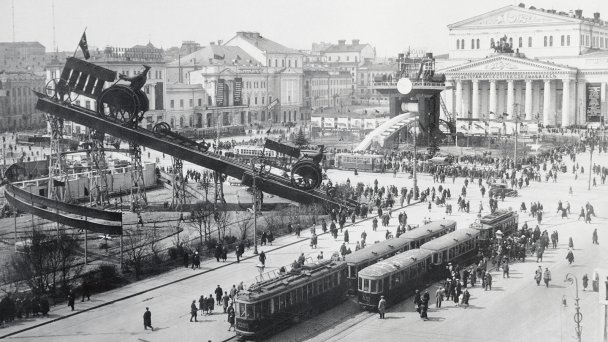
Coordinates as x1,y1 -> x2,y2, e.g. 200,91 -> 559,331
35,94 -> 357,210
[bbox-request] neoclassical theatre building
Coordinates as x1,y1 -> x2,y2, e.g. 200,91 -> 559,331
439,4 -> 608,127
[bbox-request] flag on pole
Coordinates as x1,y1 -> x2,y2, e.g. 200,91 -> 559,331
79,31 -> 90,59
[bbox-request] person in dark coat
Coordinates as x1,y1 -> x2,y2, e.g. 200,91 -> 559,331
200,295 -> 207,314
268,231 -> 274,245
419,303 -> 428,320
259,251 -> 266,266
81,280 -> 91,302
227,304 -> 236,331
67,290 -> 75,311
344,229 -> 349,243
143,307 -> 153,330
183,251 -> 189,268
215,285 -> 223,306
566,249 -> 574,264
190,300 -> 198,322
261,231 -> 267,245
462,289 -> 470,308
207,294 -> 215,314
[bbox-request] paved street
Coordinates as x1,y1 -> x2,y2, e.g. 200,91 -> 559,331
1,148 -> 606,341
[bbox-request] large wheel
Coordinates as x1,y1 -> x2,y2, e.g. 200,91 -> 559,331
45,78 -> 77,103
97,85 -> 139,126
291,160 -> 322,191
152,122 -> 171,135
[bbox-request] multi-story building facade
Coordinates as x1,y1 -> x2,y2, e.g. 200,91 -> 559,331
439,4 -> 608,126
303,66 -> 352,110
0,71 -> 47,131
0,42 -> 47,73
358,61 -> 398,106
163,83 -> 206,129
321,39 -> 376,97
45,43 -> 167,133
224,32 -> 305,123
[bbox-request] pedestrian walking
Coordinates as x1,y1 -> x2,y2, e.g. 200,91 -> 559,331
543,267 -> 551,288
67,290 -> 75,311
81,280 -> 91,302
435,287 -> 444,308
378,296 -> 386,319
227,303 -> 236,331
582,274 -> 589,291
568,237 -> 574,249
566,249 -> 574,264
207,294 -> 215,314
484,273 -> 492,291
215,285 -> 223,306
229,284 -> 237,303
143,307 -> 153,331
592,229 -> 599,245
461,289 -> 470,308
190,300 -> 198,322
222,292 -> 230,313
259,250 -> 266,266
200,295 -> 207,314
534,266 -> 542,286
503,262 -> 510,278
419,302 -> 428,320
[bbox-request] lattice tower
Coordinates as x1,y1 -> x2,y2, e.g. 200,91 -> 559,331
129,142 -> 147,211
171,157 -> 186,209
89,130 -> 110,206
48,115 -> 70,202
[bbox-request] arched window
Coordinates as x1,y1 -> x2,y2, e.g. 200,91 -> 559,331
561,35 -> 565,46
509,37 -> 513,46
476,39 -> 480,49
549,36 -> 553,46
544,36 -> 547,47
519,37 -> 523,48
471,39 -> 475,49
456,39 -> 460,49
567,35 -> 571,46
528,37 -> 532,47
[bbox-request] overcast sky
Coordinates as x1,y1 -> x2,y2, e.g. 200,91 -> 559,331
2,0 -> 607,57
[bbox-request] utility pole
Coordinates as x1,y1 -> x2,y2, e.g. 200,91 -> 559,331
413,120 -> 418,200
588,136 -> 594,191
251,158 -> 259,255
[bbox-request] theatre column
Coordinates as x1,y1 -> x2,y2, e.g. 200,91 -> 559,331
506,79 -> 514,118
489,79 -> 497,119
455,80 -> 463,117
525,80 -> 533,120
472,79 -> 480,119
562,79 -> 571,127
543,80 -> 552,126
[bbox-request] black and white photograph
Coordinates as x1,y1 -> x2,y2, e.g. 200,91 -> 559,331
0,0 -> 607,341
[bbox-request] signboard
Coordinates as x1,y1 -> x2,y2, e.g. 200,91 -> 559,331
586,83 -> 602,122
216,79 -> 225,107
233,78 -> 242,106
238,68 -> 261,74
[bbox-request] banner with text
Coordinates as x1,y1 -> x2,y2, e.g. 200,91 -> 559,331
216,79 -> 225,107
586,83 -> 602,122
234,78 -> 243,106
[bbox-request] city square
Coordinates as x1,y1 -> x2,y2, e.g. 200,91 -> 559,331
1,1 -> 608,341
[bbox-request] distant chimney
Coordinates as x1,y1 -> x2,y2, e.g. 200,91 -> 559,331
518,3 -> 525,8
352,39 -> 360,45
575,9 -> 583,18
594,12 -> 600,20
338,40 -> 346,45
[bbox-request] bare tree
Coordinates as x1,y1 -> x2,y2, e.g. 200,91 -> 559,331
235,212 -> 253,241
189,200 -> 214,247
123,227 -> 154,280
214,207 -> 229,241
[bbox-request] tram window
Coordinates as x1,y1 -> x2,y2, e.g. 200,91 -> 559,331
273,298 -> 279,313
378,279 -> 383,292
254,303 -> 261,319
239,303 -> 246,317
261,300 -> 270,318
279,295 -> 286,310
348,266 -> 355,278
358,277 -> 363,290
286,291 -> 292,307
370,280 -> 377,293
363,279 -> 369,292
246,304 -> 254,319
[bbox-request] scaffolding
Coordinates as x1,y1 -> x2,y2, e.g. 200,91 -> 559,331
89,130 -> 110,206
171,157 -> 186,210
48,115 -> 70,202
129,142 -> 147,211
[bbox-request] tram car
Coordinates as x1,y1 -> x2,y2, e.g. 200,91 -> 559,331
345,219 -> 456,295
357,228 -> 480,310
234,259 -> 346,338
335,153 -> 384,172
470,209 -> 519,244
357,249 -> 433,310
232,145 -> 278,159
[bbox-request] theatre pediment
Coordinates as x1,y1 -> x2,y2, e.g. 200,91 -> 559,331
449,5 -> 579,29
442,55 -> 576,78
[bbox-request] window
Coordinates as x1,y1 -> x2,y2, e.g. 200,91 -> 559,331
198,98 -> 202,106
528,37 -> 532,47
561,35 -> 565,46
363,278 -> 369,291
180,99 -> 184,108
170,100 -> 174,108
346,56 -> 349,61
158,71 -> 162,79
288,60 -> 291,67
262,97 -> 265,104
370,280 -> 377,293
476,39 -> 480,49
282,60 -> 285,67
295,60 -> 298,67
189,99 -> 193,107
471,39 -> 474,49
519,37 -> 523,48
544,36 -> 547,47
456,40 -> 460,49
85,100 -> 91,109
549,36 -> 553,47
254,97 -> 258,105
567,35 -> 571,46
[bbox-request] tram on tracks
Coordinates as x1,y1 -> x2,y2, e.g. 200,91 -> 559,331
234,259 -> 346,338
470,209 -> 519,245
345,219 -> 456,295
335,153 -> 384,172
357,228 -> 480,310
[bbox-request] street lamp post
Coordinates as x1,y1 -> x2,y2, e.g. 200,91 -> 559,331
588,136 -> 595,191
251,157 -> 260,255
413,120 -> 418,200
565,273 -> 583,342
